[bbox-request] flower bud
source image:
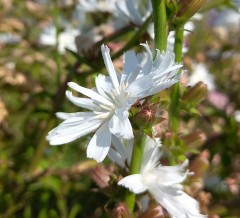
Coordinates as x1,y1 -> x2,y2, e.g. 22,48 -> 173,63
91,164 -> 111,188
105,201 -> 131,218
181,82 -> 208,108
172,0 -> 207,28
180,131 -> 206,149
138,203 -> 169,218
189,156 -> 209,179
131,106 -> 164,130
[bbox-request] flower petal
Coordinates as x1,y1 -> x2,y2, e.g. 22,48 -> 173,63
149,186 -> 206,218
112,136 -> 129,161
68,82 -> 113,107
47,115 -> 102,145
108,148 -> 126,168
87,121 -> 112,162
101,44 -> 119,92
95,74 -> 113,101
56,112 -> 83,120
153,160 -> 192,186
122,50 -> 140,84
126,74 -> 153,98
118,174 -> 147,194
109,115 -> 133,139
66,90 -> 98,110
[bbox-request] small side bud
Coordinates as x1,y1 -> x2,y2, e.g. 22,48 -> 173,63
181,82 -> 208,108
173,0 -> 207,27
105,201 -> 131,218
189,156 -> 209,179
91,164 -> 111,188
131,106 -> 164,130
180,131 -> 206,149
138,203 -> 169,218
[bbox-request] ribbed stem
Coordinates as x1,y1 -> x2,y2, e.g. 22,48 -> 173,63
151,0 -> 167,51
125,132 -> 146,212
169,26 -> 184,131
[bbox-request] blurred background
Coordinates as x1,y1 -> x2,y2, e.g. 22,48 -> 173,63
0,0 -> 240,217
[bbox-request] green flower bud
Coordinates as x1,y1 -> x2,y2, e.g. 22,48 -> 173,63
131,106 -> 162,130
172,0 -> 207,28
189,156 -> 209,179
181,82 -> 208,108
180,131 -> 206,149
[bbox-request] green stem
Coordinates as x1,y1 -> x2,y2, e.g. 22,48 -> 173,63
151,0 -> 167,51
125,132 -> 146,212
174,26 -> 184,63
169,26 -> 184,131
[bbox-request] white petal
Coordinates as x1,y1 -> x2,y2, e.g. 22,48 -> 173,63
126,74 -> 153,98
68,82 -> 113,107
124,1 -> 143,25
108,148 -> 126,168
101,44 -> 119,92
109,115 -> 133,139
122,50 -> 140,84
112,136 -> 129,161
152,160 -> 191,186
56,112 -> 82,120
149,186 -> 206,218
66,90 -> 98,110
95,74 -> 113,101
141,137 -> 161,172
47,115 -> 102,145
87,121 -> 112,162
118,174 -> 147,194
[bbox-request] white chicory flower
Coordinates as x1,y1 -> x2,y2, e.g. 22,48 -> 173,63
79,0 -> 117,13
115,0 -> 152,26
188,63 -> 215,91
38,24 -> 80,54
118,136 -> 206,218
46,43 -> 181,162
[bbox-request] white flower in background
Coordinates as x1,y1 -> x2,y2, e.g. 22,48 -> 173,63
118,136 -> 206,218
234,110 -> 240,123
209,8 -> 240,30
115,0 -> 152,26
47,43 -> 182,162
39,25 -> 80,54
38,4 -> 85,54
0,33 -> 21,44
188,63 -> 215,91
58,28 -> 80,54
79,0 -> 117,13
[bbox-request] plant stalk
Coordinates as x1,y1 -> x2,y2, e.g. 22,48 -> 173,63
125,132 -> 146,212
151,0 -> 167,51
169,26 -> 184,131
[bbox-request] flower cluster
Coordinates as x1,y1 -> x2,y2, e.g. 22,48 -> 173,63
46,40 -> 206,217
